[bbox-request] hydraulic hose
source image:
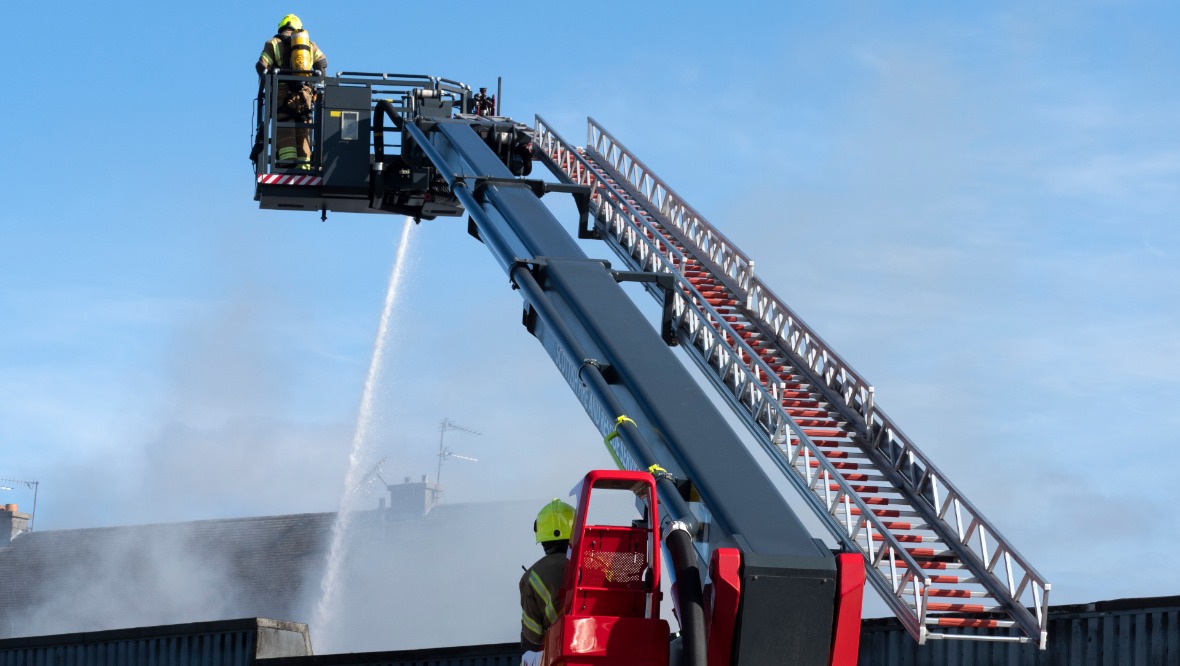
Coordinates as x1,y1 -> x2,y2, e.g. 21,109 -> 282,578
666,523 -> 707,666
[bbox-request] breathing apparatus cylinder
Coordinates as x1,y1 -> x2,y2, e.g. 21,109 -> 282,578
289,30 -> 313,73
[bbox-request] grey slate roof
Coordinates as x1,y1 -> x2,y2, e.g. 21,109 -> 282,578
0,499 -> 544,653
0,512 -> 335,640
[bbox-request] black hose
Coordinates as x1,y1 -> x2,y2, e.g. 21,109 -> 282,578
666,526 -> 707,666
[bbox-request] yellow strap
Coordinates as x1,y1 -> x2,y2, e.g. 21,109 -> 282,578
647,464 -> 668,476
602,415 -> 636,469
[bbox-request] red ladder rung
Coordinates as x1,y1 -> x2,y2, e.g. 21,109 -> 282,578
850,507 -> 899,517
927,602 -> 988,613
871,533 -> 923,542
932,618 -> 1000,628
807,460 -> 859,470
829,484 -> 879,493
926,588 -> 980,598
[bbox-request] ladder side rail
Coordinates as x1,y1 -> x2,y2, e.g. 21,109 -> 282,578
575,118 -> 1050,646
537,117 -> 788,394
866,418 -> 1051,645
574,177 -> 940,645
599,178 -> 1048,646
578,117 -> 879,432
586,119 -> 751,290
534,116 -> 591,184
554,121 -> 1049,646
764,419 -> 932,644
747,278 -> 876,424
579,132 -> 878,438
583,141 -> 752,296
587,119 -> 754,293
534,118 -> 693,278
749,231 -> 1053,642
577,131 -> 878,436
612,229 -> 936,645
594,199 -> 1040,644
581,140 -> 748,311
540,116 -> 1057,647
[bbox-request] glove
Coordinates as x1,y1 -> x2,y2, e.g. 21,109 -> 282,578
521,649 -> 542,666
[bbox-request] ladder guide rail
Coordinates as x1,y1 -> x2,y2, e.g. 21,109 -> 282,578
588,119 -> 756,294
536,115 -> 1051,648
537,117 -> 941,644
587,119 -> 876,430
586,129 -> 1050,645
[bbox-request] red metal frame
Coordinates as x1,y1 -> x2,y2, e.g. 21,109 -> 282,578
543,470 -> 670,665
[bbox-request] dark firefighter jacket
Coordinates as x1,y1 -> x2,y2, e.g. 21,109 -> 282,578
256,29 -> 328,76
519,548 -> 568,651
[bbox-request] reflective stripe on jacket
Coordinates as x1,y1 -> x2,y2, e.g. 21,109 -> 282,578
519,551 -> 567,650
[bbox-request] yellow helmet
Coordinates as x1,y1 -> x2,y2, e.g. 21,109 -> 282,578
278,14 -> 303,31
534,499 -> 575,543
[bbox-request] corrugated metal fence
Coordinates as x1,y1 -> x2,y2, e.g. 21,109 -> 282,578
0,618 -> 311,666
2,597 -> 1176,665
859,596 -> 1180,665
264,642 -> 523,666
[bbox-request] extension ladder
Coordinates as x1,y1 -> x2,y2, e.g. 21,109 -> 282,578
533,115 -> 1051,648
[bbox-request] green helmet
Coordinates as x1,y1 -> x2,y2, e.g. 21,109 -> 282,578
534,499 -> 575,543
278,14 -> 303,31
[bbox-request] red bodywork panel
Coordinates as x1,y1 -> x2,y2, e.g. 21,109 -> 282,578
543,615 -> 670,665
828,552 -> 866,666
705,548 -> 741,666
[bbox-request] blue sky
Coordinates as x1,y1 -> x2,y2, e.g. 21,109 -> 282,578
2,0 -> 1178,621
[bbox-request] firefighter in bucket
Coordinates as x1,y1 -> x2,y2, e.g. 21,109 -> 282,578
256,14 -> 327,170
519,499 -> 574,666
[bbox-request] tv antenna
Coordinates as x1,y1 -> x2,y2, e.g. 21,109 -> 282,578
0,478 -> 39,531
435,418 -> 480,488
351,457 -> 389,494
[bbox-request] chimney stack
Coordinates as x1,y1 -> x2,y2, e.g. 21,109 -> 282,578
383,477 -> 442,520
1,504 -> 30,542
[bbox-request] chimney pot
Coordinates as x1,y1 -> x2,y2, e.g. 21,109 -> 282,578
4,504 -> 16,513
421,474 -> 427,482
404,476 -> 410,483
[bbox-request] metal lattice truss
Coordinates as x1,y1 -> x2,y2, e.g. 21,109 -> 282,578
533,115 -> 1050,648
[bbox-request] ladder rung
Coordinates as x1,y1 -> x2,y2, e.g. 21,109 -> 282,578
926,602 -> 1005,613
879,521 -> 931,531
849,507 -> 915,517
835,473 -> 875,482
870,533 -> 927,542
794,419 -> 840,428
908,561 -> 965,570
929,574 -> 969,584
830,484 -> 880,494
807,460 -> 859,470
929,588 -> 989,598
907,547 -> 956,558
926,617 -> 1015,629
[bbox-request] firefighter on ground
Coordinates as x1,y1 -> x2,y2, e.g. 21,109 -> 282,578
519,499 -> 574,666
256,14 -> 328,170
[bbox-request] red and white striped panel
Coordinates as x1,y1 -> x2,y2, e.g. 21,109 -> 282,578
257,174 -> 323,186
